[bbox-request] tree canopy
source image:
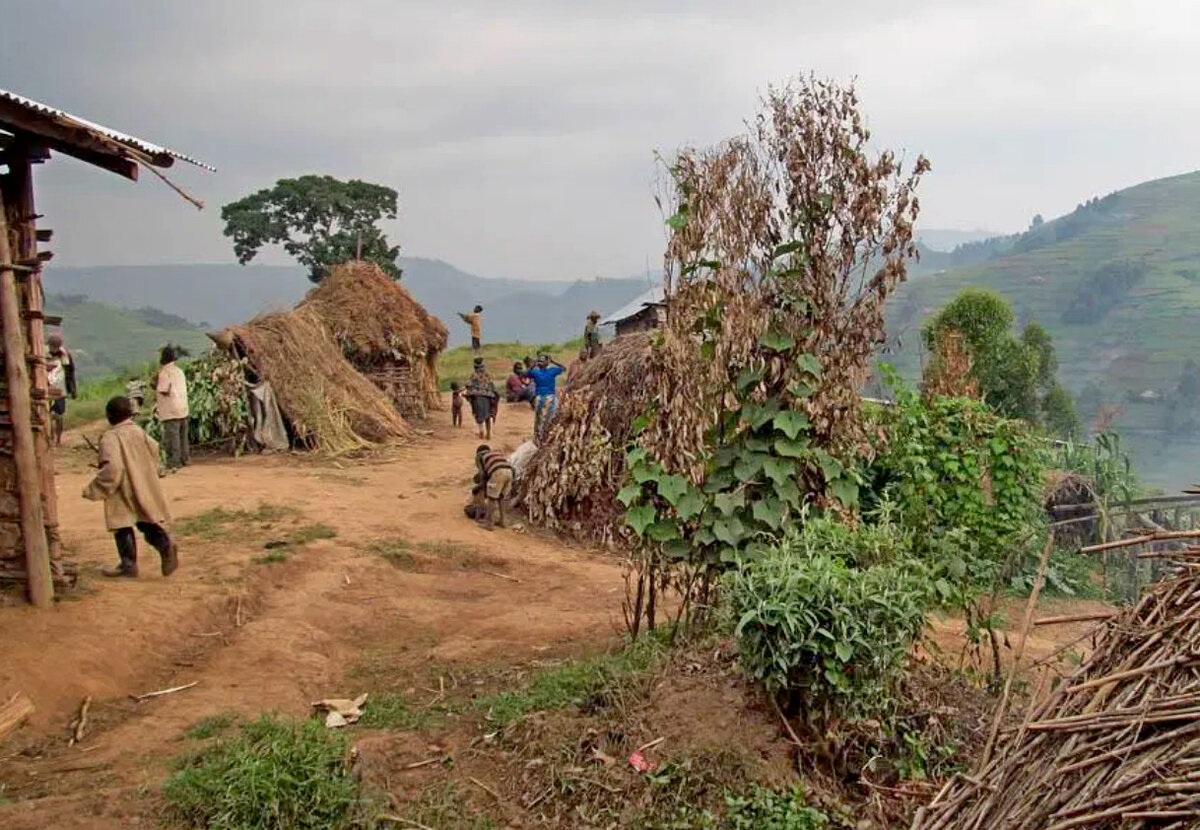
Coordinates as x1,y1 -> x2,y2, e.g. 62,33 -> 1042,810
221,175 -> 401,283
923,288 -> 1079,437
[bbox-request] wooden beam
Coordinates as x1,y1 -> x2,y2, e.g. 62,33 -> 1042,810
0,184 -> 51,607
0,99 -> 139,180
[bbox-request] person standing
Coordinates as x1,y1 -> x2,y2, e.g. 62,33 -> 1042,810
526,354 -> 566,441
584,310 -> 603,360
46,334 -> 77,446
463,357 -> 498,439
83,396 -> 179,578
155,346 -> 190,471
458,304 -> 484,354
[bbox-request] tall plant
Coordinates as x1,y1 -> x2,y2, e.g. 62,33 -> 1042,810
620,76 -> 929,635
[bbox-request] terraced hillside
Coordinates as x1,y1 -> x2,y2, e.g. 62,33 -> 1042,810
888,170 -> 1200,490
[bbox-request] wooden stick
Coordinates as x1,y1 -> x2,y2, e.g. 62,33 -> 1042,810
130,681 -> 198,702
481,570 -> 520,583
979,534 -> 1054,769
402,757 -> 442,770
68,695 -> 91,746
0,692 -> 35,740
1033,611 -> 1118,627
0,190 -> 51,608
468,776 -> 503,801
1066,655 -> 1200,694
133,157 -> 205,210
380,816 -> 435,830
1082,530 -> 1200,554
635,736 -> 666,753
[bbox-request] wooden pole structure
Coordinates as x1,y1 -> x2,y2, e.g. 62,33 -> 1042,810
0,185 -> 51,607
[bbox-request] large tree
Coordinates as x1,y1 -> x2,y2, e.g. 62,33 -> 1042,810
923,287 -> 1079,436
221,175 -> 401,283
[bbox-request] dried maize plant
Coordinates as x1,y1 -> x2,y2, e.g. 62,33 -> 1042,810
644,75 -> 930,487
921,328 -> 980,401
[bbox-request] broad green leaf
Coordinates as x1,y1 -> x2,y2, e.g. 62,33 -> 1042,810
666,211 -> 687,230
772,240 -> 806,259
788,380 -> 816,399
616,484 -> 643,507
762,456 -> 795,486
774,437 -> 810,458
734,453 -> 766,481
795,353 -> 823,379
630,413 -> 650,436
632,464 -> 658,485
829,476 -> 859,508
625,504 -> 656,536
663,540 -> 691,560
712,517 -> 746,546
646,521 -> 681,542
758,329 -> 796,353
814,449 -> 843,481
656,474 -> 689,507
834,641 -> 853,663
626,447 -> 648,468
776,478 -> 803,507
713,491 -> 745,516
743,436 -> 772,453
736,366 -> 765,393
752,497 -> 785,530
773,410 -> 811,440
674,489 -> 705,521
704,470 -> 735,492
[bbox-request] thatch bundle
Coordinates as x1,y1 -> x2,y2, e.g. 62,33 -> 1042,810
229,306 -> 413,455
915,554 -> 1200,829
304,261 -> 448,413
523,332 -> 655,544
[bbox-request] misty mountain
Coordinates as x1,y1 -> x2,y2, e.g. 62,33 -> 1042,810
42,258 -> 655,347
915,228 -> 1001,252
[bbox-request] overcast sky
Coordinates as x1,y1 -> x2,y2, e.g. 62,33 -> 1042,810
1,0 -> 1197,280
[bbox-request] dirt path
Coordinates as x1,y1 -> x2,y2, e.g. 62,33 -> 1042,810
0,401 -> 624,829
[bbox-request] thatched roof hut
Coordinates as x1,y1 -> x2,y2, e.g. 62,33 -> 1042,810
523,332 -> 655,544
225,306 -> 413,455
304,262 -> 448,418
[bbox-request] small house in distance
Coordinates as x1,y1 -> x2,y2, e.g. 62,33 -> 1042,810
304,261 -> 448,419
601,285 -> 666,337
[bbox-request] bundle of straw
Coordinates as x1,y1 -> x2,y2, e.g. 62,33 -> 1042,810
523,332 -> 656,543
915,536 -> 1200,829
231,306 -> 413,455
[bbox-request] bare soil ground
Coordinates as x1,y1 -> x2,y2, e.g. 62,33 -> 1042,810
0,397 -> 1113,829
0,401 -> 624,829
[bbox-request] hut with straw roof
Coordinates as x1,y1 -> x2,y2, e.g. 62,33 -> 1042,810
304,261 -> 448,419
218,306 -> 414,455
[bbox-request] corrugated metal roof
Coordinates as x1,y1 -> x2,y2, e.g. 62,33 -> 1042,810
0,88 -> 215,171
601,284 -> 665,326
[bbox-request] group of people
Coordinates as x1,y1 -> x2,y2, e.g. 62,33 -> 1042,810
45,334 -> 193,579
453,306 -> 605,531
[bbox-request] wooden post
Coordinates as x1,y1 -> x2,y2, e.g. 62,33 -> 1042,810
0,186 -> 51,607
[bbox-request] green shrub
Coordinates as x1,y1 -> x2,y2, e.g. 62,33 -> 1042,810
725,528 -> 927,723
163,715 -> 368,829
723,785 -> 828,829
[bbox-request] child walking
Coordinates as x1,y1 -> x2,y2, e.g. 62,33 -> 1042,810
451,381 -> 464,428
83,396 -> 179,578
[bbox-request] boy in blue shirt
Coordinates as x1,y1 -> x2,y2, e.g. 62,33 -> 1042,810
526,354 -> 565,441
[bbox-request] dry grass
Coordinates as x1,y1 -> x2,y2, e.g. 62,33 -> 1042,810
230,305 -> 413,455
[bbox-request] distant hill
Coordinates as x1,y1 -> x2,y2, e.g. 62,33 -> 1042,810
887,170 -> 1200,491
45,294 -> 209,378
915,228 -> 1000,252
42,258 -> 653,348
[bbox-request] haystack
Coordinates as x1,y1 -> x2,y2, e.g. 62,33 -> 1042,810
304,261 -> 448,418
523,332 -> 655,544
227,306 -> 413,454
915,550 -> 1200,829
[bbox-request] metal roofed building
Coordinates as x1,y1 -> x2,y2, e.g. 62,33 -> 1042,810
601,284 -> 666,337
0,88 -> 211,606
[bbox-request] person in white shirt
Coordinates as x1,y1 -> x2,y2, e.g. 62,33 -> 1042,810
155,346 -> 190,471
46,334 -> 76,446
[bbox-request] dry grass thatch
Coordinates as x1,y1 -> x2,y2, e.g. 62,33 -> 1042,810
229,306 -> 413,455
304,261 -> 449,412
916,553 -> 1200,829
523,332 -> 656,544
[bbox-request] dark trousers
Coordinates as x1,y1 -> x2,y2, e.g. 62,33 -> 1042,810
114,522 -> 173,569
162,417 -> 190,469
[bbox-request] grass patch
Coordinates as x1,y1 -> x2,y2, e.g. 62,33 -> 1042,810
254,550 -> 291,565
288,523 -> 338,545
363,537 -> 416,570
176,504 -> 299,539
185,712 -> 239,740
163,714 -> 371,830
438,339 -> 583,391
395,781 -> 497,830
474,633 -> 668,726
355,692 -> 443,731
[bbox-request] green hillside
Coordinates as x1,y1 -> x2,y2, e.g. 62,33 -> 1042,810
46,294 -> 210,380
888,170 -> 1200,490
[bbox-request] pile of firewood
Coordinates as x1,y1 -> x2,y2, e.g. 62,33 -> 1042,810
915,534 -> 1200,829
